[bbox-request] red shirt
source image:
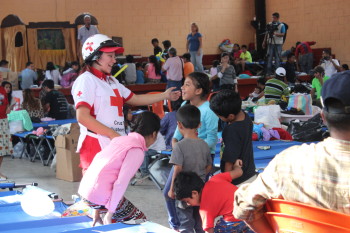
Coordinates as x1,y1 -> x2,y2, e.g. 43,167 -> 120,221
0,86 -> 8,119
199,172 -> 239,231
233,50 -> 242,59
295,41 -> 316,57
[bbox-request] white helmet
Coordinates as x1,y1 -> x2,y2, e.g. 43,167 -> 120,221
82,34 -> 124,62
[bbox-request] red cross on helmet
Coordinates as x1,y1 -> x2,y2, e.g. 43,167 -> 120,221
82,34 -> 124,62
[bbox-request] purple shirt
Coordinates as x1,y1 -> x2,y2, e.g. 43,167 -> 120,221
163,56 -> 183,81
78,133 -> 147,212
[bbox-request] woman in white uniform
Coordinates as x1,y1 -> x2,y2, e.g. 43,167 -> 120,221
72,34 -> 180,173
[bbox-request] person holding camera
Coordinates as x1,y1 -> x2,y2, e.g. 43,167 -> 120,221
320,49 -> 341,78
263,12 -> 286,75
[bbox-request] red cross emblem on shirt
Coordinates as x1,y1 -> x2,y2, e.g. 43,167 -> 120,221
85,42 -> 94,51
110,89 -> 123,116
77,91 -> 82,97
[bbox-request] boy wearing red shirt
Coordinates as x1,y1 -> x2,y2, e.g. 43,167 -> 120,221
174,160 -> 254,233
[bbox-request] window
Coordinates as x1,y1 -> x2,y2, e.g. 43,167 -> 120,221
37,29 -> 65,50
15,32 -> 23,47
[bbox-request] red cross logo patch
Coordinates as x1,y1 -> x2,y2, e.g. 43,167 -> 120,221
77,91 -> 82,97
85,42 -> 94,51
110,89 -> 123,116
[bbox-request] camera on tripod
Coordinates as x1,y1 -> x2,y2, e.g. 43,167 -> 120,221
266,22 -> 279,36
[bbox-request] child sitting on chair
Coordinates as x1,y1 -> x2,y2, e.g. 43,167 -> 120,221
167,104 -> 212,232
173,163 -> 254,233
62,111 -> 160,225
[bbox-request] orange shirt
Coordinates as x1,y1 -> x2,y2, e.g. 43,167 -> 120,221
184,62 -> 194,77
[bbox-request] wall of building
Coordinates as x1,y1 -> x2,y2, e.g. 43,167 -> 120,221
0,0 -> 255,57
266,0 -> 350,65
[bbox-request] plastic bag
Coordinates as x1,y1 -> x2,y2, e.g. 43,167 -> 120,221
9,120 -> 24,134
287,113 -> 326,142
287,93 -> 312,115
254,105 -> 281,129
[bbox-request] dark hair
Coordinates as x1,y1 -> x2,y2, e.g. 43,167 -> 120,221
136,62 -> 142,69
287,53 -> 295,60
272,12 -> 280,18
131,111 -> 160,136
168,47 -> 177,56
1,81 -> 12,103
314,65 -> 325,75
221,52 -> 230,58
162,40 -> 171,49
255,86 -> 262,92
123,104 -> 132,129
212,60 -> 219,67
171,100 -> 182,111
296,41 -> 301,46
46,62 -> 55,71
142,62 -> 148,69
71,61 -> 79,67
151,38 -> 159,44
342,64 -> 349,70
174,172 -> 204,200
210,89 -> 242,117
0,60 -> 9,66
22,89 -> 40,110
323,99 -> 350,131
186,72 -> 210,99
234,43 -> 240,48
176,105 -> 201,129
182,53 -> 191,61
241,45 -> 247,49
126,55 -> 134,63
148,55 -> 161,75
323,49 -> 331,56
42,79 -> 54,89
257,78 -> 266,86
26,61 -> 33,67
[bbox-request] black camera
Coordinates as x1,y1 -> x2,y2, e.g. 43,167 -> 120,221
266,23 -> 279,36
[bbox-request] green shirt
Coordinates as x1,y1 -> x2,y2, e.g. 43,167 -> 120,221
264,78 -> 289,103
311,76 -> 330,99
240,51 -> 252,63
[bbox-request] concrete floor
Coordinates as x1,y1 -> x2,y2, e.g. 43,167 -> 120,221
0,156 -> 169,227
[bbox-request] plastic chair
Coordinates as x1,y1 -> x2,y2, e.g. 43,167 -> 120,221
265,212 -> 350,233
266,199 -> 350,229
147,92 -> 165,119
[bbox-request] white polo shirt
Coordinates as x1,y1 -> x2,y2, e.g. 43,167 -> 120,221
72,68 -> 134,151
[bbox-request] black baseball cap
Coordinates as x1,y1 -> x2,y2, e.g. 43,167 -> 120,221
321,70 -> 350,114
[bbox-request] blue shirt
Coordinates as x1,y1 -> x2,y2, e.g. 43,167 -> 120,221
136,70 -> 145,84
20,68 -> 38,89
173,101 -> 218,154
187,32 -> 202,52
160,111 -> 177,149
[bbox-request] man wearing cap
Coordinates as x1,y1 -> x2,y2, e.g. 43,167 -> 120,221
263,67 -> 289,104
310,65 -> 330,107
233,70 -> 350,233
77,15 -> 99,57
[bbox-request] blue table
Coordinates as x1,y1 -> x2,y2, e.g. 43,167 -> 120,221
32,119 -> 77,128
0,216 -> 92,233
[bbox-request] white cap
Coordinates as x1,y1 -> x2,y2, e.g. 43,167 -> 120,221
275,67 -> 286,76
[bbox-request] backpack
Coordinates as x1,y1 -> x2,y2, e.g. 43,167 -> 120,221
282,22 -> 289,44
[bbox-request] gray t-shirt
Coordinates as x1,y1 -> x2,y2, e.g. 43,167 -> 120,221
77,25 -> 99,44
217,65 -> 236,85
124,63 -> 137,84
170,138 -> 212,181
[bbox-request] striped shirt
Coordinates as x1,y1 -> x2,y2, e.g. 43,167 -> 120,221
233,137 -> 350,222
295,41 -> 316,57
264,78 -> 289,103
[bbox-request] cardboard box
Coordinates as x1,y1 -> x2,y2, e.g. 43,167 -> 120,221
55,123 -> 82,182
1,71 -> 19,90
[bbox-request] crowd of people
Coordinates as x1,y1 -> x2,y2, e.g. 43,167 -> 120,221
0,12 -> 349,233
